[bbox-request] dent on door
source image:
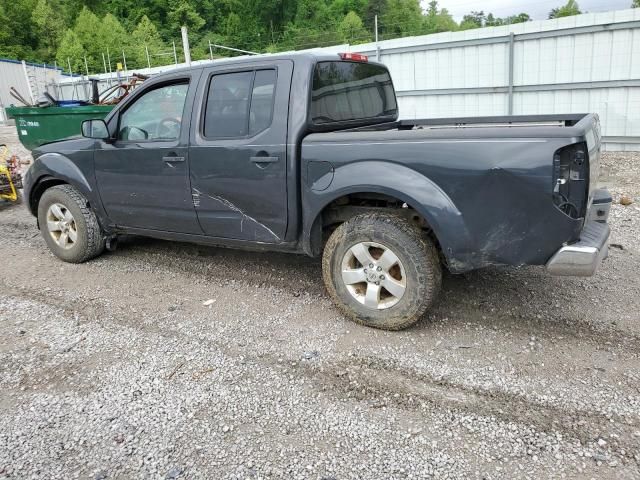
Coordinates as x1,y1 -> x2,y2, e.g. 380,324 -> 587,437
189,61 -> 293,242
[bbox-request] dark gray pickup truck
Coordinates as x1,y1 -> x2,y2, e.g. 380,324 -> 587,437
24,52 -> 611,330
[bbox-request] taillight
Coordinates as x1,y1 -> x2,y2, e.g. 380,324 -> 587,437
552,143 -> 589,219
339,53 -> 368,62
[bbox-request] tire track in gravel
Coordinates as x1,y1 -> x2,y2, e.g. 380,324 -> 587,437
3,283 -> 639,467
290,355 -> 640,450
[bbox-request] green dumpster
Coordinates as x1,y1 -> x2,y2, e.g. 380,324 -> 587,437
5,105 -> 114,151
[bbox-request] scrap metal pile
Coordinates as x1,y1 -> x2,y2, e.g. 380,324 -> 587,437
8,73 -> 149,108
0,144 -> 23,202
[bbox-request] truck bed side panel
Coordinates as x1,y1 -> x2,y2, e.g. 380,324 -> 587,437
301,126 -> 590,271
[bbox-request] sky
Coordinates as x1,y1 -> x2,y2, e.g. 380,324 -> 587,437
432,0 -> 633,21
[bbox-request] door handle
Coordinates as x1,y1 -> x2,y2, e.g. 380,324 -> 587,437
250,156 -> 279,163
163,156 -> 185,163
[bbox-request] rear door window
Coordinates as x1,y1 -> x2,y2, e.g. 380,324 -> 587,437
203,69 -> 276,139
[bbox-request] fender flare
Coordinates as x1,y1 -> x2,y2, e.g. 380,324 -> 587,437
302,161 -> 475,270
26,153 -> 110,228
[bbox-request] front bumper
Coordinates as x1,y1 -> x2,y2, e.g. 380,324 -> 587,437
546,189 -> 611,277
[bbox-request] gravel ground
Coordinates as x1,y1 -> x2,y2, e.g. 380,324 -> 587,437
1,125 -> 639,479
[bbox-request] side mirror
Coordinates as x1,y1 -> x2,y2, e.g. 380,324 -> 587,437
81,119 -> 110,140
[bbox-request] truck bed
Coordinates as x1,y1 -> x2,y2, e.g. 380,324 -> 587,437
349,114 -> 593,137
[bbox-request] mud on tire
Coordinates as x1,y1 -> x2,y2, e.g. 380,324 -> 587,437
322,212 -> 442,330
37,185 -> 105,263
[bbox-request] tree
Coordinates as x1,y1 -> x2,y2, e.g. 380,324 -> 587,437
363,0 -> 386,32
338,11 -> 370,43
459,11 -> 485,30
98,14 -> 130,70
549,0 -> 581,19
56,28 -> 85,73
485,11 -> 530,26
424,1 -> 457,34
381,0 -> 424,38
632,0 -> 640,7
506,13 -> 530,24
32,0 -> 64,60
167,0 -> 205,34
1,0 -> 39,61
72,7 -> 101,70
131,15 -> 166,67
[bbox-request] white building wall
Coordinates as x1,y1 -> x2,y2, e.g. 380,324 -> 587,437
352,8 -> 640,151
0,59 -> 62,123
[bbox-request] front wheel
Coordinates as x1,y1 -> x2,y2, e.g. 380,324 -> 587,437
37,185 -> 105,263
322,212 -> 442,330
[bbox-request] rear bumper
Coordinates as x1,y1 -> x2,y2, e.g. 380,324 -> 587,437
546,189 -> 611,277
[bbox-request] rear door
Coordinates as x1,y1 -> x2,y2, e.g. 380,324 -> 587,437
189,60 -> 293,242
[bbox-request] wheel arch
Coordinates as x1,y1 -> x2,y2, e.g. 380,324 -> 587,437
302,161 -> 475,271
26,153 -> 108,228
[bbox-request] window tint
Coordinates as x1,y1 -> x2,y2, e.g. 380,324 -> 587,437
204,71 -> 252,138
249,70 -> 276,136
204,70 -> 276,138
311,61 -> 397,125
119,83 -> 188,141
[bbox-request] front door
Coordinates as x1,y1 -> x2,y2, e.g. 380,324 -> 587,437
189,60 -> 293,242
95,76 -> 202,234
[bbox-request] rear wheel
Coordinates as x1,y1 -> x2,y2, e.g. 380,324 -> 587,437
322,212 -> 442,330
37,185 -> 105,263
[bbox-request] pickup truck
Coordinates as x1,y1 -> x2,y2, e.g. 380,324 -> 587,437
23,52 -> 611,330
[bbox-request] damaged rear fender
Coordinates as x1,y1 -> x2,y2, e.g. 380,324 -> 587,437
302,161 -> 475,270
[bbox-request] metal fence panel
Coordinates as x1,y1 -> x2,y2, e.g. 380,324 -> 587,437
355,8 -> 640,150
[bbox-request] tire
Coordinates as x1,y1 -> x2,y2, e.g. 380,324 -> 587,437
322,212 -> 442,330
37,185 -> 105,263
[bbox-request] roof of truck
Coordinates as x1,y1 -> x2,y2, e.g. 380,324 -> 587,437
153,51 -> 381,77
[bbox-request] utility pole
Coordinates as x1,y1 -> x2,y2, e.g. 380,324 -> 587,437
208,41 -> 213,61
145,45 -> 151,69
84,56 -> 89,76
181,26 -> 191,66
107,47 -> 113,85
122,50 -> 128,77
375,15 -> 380,61
172,41 -> 178,65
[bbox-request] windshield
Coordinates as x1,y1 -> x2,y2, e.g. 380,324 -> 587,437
310,61 -> 397,126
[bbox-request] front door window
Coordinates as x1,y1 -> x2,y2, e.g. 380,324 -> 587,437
119,83 -> 189,141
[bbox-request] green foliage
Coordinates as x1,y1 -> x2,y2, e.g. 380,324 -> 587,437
56,28 -> 85,72
131,15 -> 167,67
632,0 -> 639,7
424,1 -> 457,34
168,0 -> 205,33
459,11 -> 485,30
338,11 -> 370,43
549,0 -> 581,19
381,0 -> 424,38
1,0 -> 544,71
32,0 -> 64,58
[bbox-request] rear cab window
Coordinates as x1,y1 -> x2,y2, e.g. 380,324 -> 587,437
310,61 -> 397,127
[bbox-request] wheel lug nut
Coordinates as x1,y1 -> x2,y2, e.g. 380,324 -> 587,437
364,269 -> 368,273
375,281 -> 380,285
376,266 -> 382,271
369,263 -> 373,268
380,275 -> 385,280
